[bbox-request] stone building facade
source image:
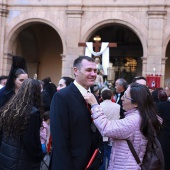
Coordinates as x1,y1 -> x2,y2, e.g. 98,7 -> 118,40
0,0 -> 170,86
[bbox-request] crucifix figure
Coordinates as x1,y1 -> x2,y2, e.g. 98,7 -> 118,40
78,35 -> 117,77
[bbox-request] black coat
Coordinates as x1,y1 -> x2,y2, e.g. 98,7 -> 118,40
157,101 -> 170,170
0,107 -> 43,170
50,83 -> 102,170
0,87 -> 15,108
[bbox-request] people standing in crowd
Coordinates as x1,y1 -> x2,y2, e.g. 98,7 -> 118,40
0,78 -> 43,170
42,77 -> 57,100
115,78 -> 127,119
50,56 -> 103,170
152,88 -> 163,104
57,76 -> 74,91
90,84 -> 102,103
165,77 -> 170,101
95,69 -> 104,89
40,111 -> 50,153
132,76 -> 147,86
84,82 -> 161,170
0,75 -> 8,89
0,56 -> 28,108
99,89 -> 120,170
157,78 -> 170,170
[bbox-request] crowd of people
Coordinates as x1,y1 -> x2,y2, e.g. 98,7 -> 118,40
0,55 -> 170,170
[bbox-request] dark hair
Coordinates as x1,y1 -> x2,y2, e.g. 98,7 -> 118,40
0,75 -> 8,82
43,111 -> 50,121
117,78 -> 128,90
0,78 -> 42,138
73,56 -> 95,68
42,77 -> 56,99
130,83 -> 161,143
158,90 -> 168,101
132,76 -> 146,83
90,84 -> 99,93
151,88 -> 163,103
61,77 -> 74,86
5,56 -> 28,90
101,89 -> 112,100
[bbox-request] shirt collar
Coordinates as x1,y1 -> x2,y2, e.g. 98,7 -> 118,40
73,80 -> 91,96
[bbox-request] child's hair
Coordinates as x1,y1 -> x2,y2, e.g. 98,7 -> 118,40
43,111 -> 50,121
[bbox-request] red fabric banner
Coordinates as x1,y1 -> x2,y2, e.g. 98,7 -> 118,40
146,75 -> 161,89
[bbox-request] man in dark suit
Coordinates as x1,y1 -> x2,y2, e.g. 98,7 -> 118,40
50,56 -> 103,170
115,78 -> 128,119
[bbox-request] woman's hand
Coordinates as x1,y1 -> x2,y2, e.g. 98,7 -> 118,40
84,92 -> 98,106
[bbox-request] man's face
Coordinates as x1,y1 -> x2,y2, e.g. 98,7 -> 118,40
74,59 -> 97,89
115,80 -> 123,93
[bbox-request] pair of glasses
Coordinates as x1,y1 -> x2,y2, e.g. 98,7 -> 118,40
122,93 -> 134,101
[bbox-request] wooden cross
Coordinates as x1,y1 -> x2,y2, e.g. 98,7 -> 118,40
78,39 -> 117,53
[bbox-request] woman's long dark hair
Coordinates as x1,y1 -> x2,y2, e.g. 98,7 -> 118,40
0,78 -> 42,139
130,83 -> 161,143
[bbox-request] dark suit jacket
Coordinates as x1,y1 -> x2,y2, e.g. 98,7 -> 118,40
50,83 -> 102,170
115,92 -> 125,119
157,101 -> 170,170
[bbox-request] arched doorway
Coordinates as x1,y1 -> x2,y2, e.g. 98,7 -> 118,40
88,24 -> 143,83
9,23 -> 63,84
165,41 -> 170,81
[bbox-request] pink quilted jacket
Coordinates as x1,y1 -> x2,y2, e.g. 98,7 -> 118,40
91,105 -> 148,170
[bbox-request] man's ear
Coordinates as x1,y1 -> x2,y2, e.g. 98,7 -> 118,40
73,67 -> 78,76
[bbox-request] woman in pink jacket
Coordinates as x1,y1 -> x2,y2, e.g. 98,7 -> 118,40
84,83 -> 161,170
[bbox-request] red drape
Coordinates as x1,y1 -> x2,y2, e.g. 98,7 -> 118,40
146,75 -> 161,89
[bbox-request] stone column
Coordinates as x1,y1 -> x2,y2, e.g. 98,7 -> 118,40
64,1 -> 83,77
0,0 -> 8,74
147,7 -> 166,76
161,57 -> 168,87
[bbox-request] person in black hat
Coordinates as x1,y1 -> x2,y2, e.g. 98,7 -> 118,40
0,56 -> 28,108
0,75 -> 8,89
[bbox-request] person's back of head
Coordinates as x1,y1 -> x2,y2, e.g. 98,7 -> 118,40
158,90 -> 168,102
151,88 -> 163,103
0,78 -> 41,138
0,75 -> 8,86
101,89 -> 112,100
42,111 -> 50,121
61,77 -> 74,86
42,77 -> 56,99
132,76 -> 146,85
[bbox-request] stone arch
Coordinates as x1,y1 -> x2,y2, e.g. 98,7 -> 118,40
163,24 -> 170,57
81,12 -> 147,58
163,24 -> 170,81
4,18 -> 66,53
3,15 -> 65,82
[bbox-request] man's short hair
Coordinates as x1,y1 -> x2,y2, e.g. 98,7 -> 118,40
132,76 -> 146,83
117,78 -> 128,90
101,89 -> 112,100
73,56 -> 95,68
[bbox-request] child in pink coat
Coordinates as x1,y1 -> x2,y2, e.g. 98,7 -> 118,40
40,111 -> 50,153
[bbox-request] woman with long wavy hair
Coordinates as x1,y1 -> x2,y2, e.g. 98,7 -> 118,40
0,78 -> 43,170
84,83 -> 162,170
